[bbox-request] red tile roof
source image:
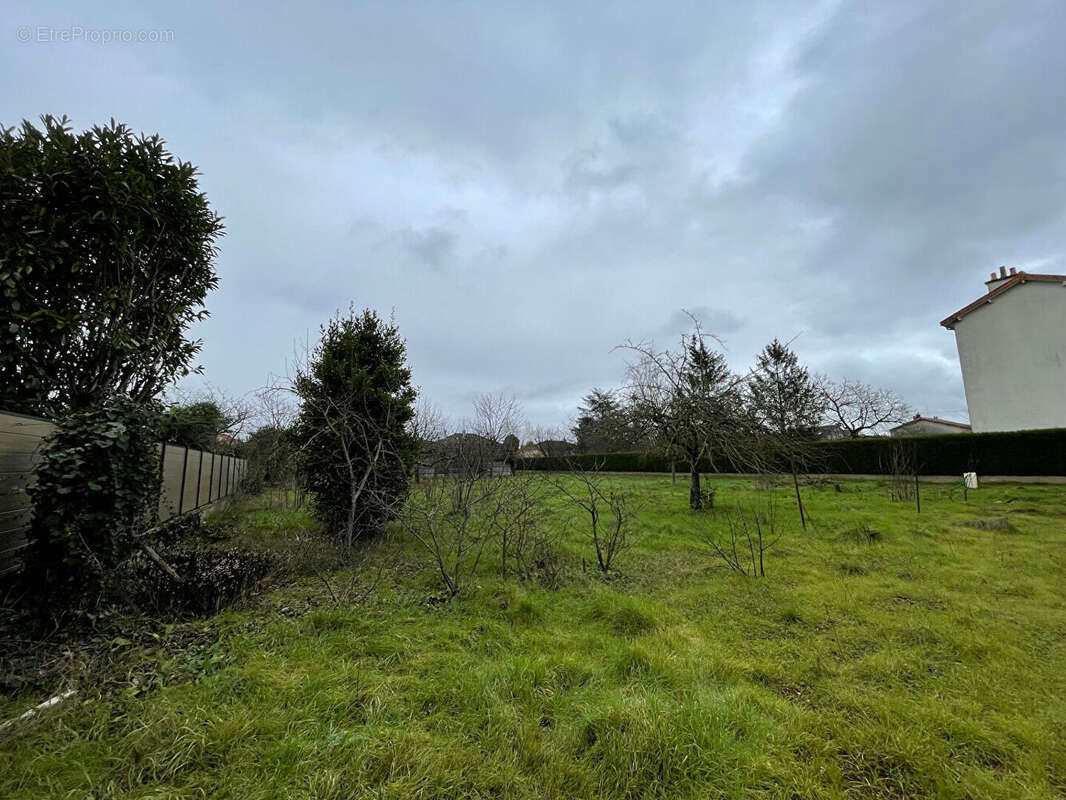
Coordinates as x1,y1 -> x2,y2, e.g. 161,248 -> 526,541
940,272 -> 1066,329
890,415 -> 971,431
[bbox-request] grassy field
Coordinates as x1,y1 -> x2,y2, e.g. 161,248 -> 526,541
2,475 -> 1065,799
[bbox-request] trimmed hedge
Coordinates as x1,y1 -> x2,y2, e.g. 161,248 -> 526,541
514,428 -> 1066,477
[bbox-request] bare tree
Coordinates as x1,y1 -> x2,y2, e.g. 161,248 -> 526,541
819,377 -> 912,438
398,395 -> 521,596
247,386 -> 303,508
620,313 -> 762,510
472,391 -> 523,448
408,398 -> 448,482
548,459 -> 638,574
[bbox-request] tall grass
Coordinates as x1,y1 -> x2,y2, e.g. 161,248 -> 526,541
1,476 -> 1064,798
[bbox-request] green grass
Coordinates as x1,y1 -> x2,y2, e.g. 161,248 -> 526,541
2,476 -> 1065,798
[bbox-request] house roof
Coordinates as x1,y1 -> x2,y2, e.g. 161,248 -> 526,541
422,433 -> 508,460
890,415 -> 971,432
940,272 -> 1066,329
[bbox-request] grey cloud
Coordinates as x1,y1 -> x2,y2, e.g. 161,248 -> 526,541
398,226 -> 457,267
4,0 -> 1062,426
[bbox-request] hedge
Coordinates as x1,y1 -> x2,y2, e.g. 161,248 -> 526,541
514,428 -> 1066,477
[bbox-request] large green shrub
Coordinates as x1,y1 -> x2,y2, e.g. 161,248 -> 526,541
0,116 -> 223,417
25,396 -> 162,601
292,307 -> 418,544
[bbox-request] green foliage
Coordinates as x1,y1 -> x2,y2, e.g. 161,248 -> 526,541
0,115 -> 223,416
292,307 -> 418,542
159,400 -> 236,451
242,425 -> 297,493
748,338 -> 823,437
519,427 -> 1066,476
572,389 -> 642,453
816,428 -> 1066,475
25,395 -> 162,601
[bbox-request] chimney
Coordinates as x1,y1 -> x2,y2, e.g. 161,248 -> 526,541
985,265 -> 1016,292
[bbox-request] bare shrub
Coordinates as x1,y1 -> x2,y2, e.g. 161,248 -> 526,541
397,473 -> 500,596
490,473 -> 561,585
881,442 -> 917,503
703,496 -> 782,577
549,460 -> 639,575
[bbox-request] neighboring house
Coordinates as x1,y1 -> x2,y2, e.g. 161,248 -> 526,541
941,267 -> 1066,433
535,439 -> 575,457
417,433 -> 513,478
814,424 -> 849,441
890,414 -> 971,437
514,439 -> 576,459
515,442 -> 543,459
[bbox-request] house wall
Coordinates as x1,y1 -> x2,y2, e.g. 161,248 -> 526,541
951,281 -> 1066,433
890,420 -> 969,437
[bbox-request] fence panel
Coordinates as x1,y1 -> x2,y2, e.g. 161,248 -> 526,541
0,410 -> 245,575
0,412 -> 54,573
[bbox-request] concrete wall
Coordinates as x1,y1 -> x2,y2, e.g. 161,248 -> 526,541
952,281 -> 1066,433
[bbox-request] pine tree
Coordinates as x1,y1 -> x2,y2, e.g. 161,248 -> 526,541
748,339 -> 825,528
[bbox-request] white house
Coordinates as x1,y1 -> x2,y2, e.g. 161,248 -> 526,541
889,414 -> 971,437
940,267 -> 1066,433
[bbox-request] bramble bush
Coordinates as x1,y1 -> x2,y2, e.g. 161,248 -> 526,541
117,547 -> 277,616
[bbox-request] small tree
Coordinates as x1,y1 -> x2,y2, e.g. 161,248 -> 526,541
291,307 -> 418,546
748,339 -> 825,529
622,316 -> 759,510
0,116 -> 223,417
819,378 -> 911,438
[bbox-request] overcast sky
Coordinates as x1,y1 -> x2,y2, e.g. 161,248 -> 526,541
6,1 -> 1066,432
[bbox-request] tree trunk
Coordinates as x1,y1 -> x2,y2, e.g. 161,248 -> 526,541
671,460 -> 677,485
791,467 -> 807,531
689,466 -> 702,510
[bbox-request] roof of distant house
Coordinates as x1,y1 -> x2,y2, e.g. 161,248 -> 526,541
890,414 -> 971,432
940,271 -> 1066,329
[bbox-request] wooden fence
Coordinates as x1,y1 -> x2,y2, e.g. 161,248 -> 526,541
0,409 -> 246,575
